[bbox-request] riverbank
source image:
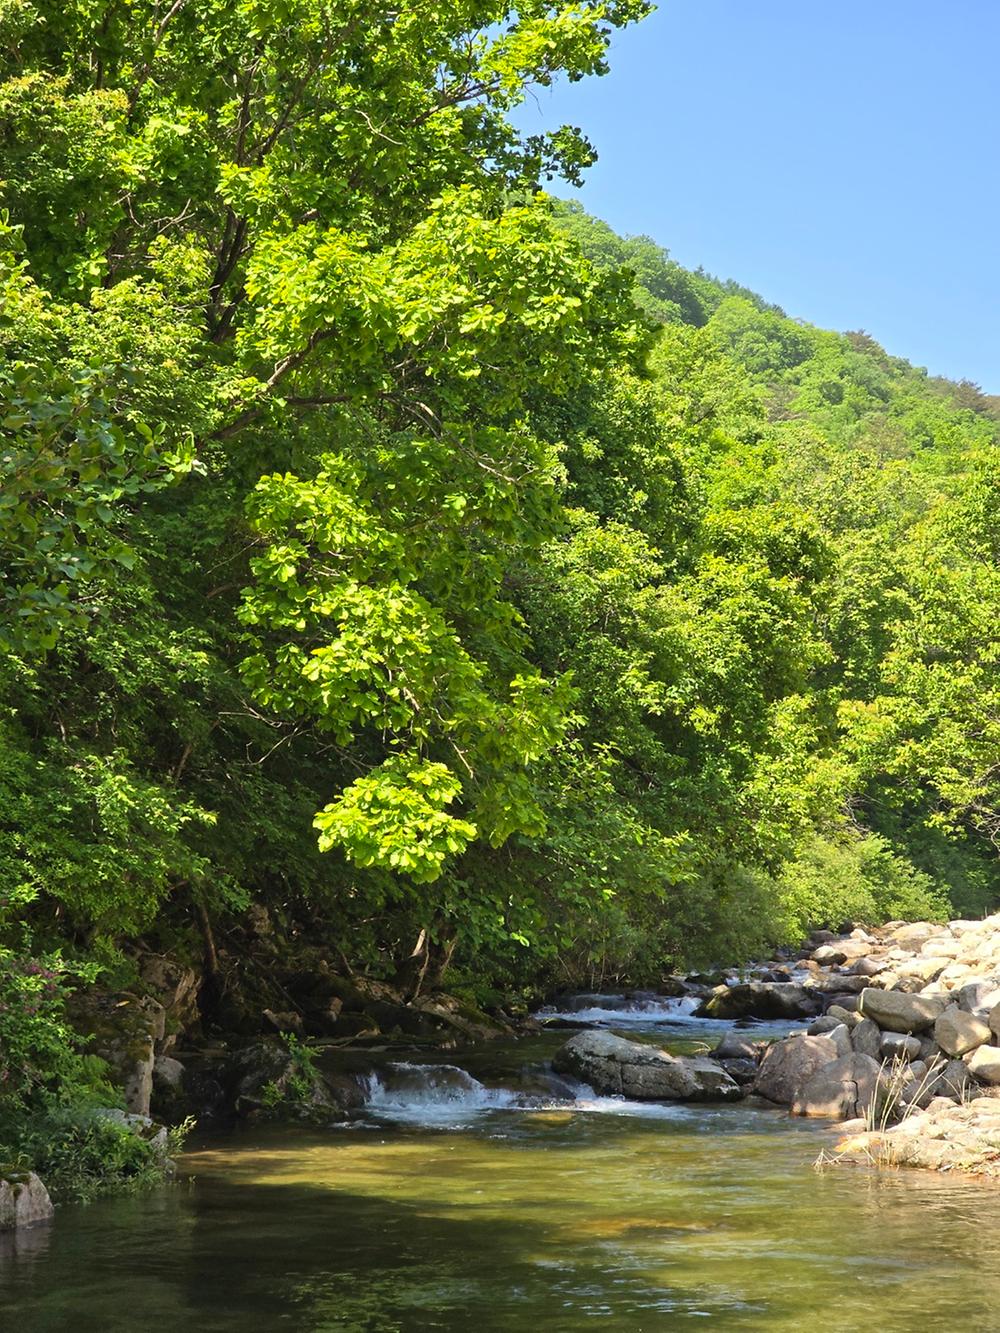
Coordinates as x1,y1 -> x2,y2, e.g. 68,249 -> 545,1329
6,1049 -> 1000,1328
8,909 -> 1000,1239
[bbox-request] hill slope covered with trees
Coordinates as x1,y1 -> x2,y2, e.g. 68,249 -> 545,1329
0,1 -> 996,1166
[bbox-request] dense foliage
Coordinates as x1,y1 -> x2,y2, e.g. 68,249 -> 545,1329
0,0 -> 996,1119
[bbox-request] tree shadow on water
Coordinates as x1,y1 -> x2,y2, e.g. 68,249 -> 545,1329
0,1167 -> 710,1333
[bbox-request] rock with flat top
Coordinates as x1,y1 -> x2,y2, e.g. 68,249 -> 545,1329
553,1031 -> 741,1102
859,988 -> 947,1033
880,1032 -> 922,1061
696,981 -> 817,1021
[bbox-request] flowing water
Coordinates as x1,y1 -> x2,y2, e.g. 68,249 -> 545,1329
4,995 -> 1000,1331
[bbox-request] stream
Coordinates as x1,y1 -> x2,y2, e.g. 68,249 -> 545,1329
4,995 -> 1000,1330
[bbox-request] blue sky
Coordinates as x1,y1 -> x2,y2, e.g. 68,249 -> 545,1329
516,0 -> 1000,390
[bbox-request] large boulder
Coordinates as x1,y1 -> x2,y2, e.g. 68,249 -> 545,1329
696,981 -> 817,1021
859,988 -> 947,1033
0,1172 -> 53,1231
234,1042 -> 366,1120
791,1053 -> 887,1120
754,1033 -> 839,1106
934,1005 -> 992,1058
552,1031 -> 740,1102
888,922 -> 940,950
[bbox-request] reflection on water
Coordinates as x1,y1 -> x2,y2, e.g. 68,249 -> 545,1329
3,1000 -> 1000,1330
3,1108 -> 1000,1330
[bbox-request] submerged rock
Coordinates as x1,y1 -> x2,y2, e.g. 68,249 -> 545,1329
552,1031 -> 741,1102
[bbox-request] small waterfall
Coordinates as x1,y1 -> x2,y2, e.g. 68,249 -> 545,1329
536,994 -> 702,1026
360,1061 -> 689,1126
363,1063 -> 521,1124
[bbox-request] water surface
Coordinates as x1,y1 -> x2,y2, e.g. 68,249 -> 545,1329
3,1000 -> 999,1330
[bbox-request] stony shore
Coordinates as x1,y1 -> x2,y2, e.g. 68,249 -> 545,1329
554,912 -> 1000,1181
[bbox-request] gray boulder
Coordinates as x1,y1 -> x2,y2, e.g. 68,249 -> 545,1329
956,978 -> 1000,1015
153,1055 -> 185,1090
696,981 -> 817,1021
712,1032 -> 759,1060
0,1172 -> 53,1231
880,1032 -> 922,1061
717,1057 -> 758,1086
791,1053 -> 887,1120
826,1003 -> 860,1025
851,1017 -> 882,1061
754,1033 -> 839,1106
552,1031 -> 741,1101
859,987 -> 947,1033
828,1023 -> 853,1059
934,1005 -> 992,1058
848,956 -> 886,978
938,1059 -> 975,1101
807,1015 -> 844,1036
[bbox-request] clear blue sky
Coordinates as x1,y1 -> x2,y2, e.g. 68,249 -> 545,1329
516,0 -> 1000,391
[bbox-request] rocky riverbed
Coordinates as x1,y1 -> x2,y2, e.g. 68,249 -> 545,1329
10,911 -> 1000,1238
544,913 -> 1000,1180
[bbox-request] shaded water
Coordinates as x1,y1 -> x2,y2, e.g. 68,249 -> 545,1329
4,1000 -> 1000,1330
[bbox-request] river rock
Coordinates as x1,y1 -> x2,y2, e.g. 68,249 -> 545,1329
791,1053 -> 887,1120
889,922 -> 939,950
552,1032 -> 741,1101
712,1032 -> 759,1060
990,1003 -> 1000,1039
934,1005 -> 992,1058
696,981 -> 817,1021
826,1004 -> 859,1027
851,1018 -> 882,1061
859,988 -> 947,1033
837,1098 -> 1000,1176
153,1055 -> 185,1090
880,1032 -> 922,1061
717,1057 -> 758,1085
828,1024 -> 853,1059
234,1041 -> 366,1119
754,1033 -> 839,1105
0,1173 -> 53,1231
939,1059 -> 975,1100
847,956 -> 886,978
805,974 -> 870,996
956,979 -> 1000,1015
966,1045 -> 1000,1086
808,1015 -> 844,1036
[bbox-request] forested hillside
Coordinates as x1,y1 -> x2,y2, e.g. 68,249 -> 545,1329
1,1 -> 996,1151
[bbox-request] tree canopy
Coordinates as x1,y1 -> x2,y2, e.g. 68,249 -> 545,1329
0,0 -> 996,1097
